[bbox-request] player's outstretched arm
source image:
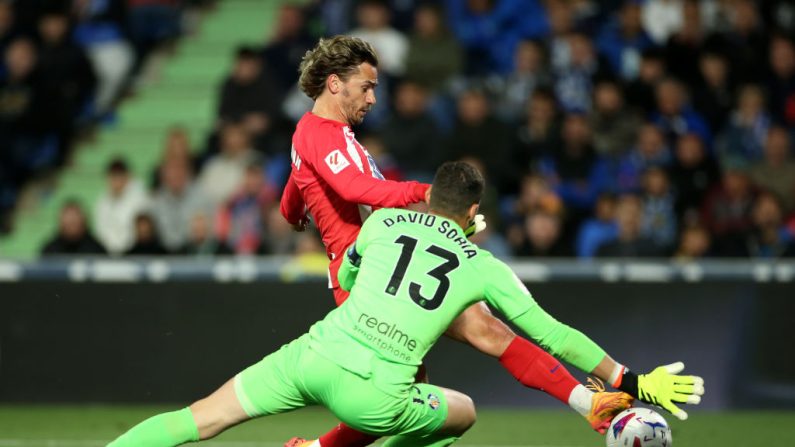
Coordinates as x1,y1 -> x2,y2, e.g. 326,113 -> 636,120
511,307 -> 705,420
481,255 -> 705,420
306,130 -> 429,208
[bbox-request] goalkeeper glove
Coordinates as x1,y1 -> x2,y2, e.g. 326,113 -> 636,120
464,214 -> 487,238
617,362 -> 705,421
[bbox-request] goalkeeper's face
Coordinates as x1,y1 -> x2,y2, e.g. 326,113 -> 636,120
339,62 -> 378,125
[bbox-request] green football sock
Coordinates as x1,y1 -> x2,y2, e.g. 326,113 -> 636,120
107,407 -> 200,447
382,433 -> 460,447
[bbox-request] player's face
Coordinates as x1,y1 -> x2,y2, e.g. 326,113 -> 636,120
340,63 -> 378,125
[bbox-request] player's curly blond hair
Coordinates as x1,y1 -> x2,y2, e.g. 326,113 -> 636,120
298,36 -> 379,100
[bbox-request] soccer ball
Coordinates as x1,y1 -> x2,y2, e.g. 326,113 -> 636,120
606,407 -> 672,447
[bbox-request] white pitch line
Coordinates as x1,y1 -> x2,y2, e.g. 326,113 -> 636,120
0,440 -> 587,447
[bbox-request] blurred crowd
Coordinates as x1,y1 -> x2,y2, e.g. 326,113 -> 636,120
24,0 -> 795,259
0,0 -> 208,233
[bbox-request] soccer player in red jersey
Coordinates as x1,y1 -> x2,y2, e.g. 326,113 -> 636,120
280,36 -> 636,447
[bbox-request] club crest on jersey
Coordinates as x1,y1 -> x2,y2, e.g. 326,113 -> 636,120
325,149 -> 350,174
427,393 -> 441,410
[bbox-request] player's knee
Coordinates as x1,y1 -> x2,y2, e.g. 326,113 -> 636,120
459,394 -> 477,431
444,390 -> 477,434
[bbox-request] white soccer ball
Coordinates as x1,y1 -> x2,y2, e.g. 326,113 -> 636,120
606,407 -> 672,447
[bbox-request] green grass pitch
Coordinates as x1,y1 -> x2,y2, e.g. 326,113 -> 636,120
1,406 -> 793,446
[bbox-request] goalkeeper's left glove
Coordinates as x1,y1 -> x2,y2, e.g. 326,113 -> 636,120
464,214 -> 487,238
617,362 -> 705,421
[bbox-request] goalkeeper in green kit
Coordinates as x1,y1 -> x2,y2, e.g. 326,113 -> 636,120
108,162 -> 704,447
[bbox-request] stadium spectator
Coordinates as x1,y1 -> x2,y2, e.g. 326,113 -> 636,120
669,133 -> 720,221
701,163 -> 758,256
652,78 -> 711,147
94,159 -> 151,255
692,51 -> 733,134
537,113 -> 608,214
641,0 -> 684,45
125,213 -> 168,255
767,35 -> 795,126
589,79 -> 641,158
510,174 -> 565,223
516,209 -> 571,257
614,124 -> 671,192
624,49 -> 666,114
511,88 -> 562,179
181,213 -> 232,256
0,1 -> 16,54
215,164 -> 277,255
404,3 -> 462,92
749,127 -> 795,213
493,39 -> 551,122
41,200 -> 105,255
575,192 -> 618,258
765,2 -> 795,35
743,192 -> 795,258
72,0 -> 134,116
553,32 -> 608,113
262,206 -> 299,255
36,9 -> 96,154
716,84 -> 771,166
151,126 -> 197,188
443,88 -> 512,192
217,46 -> 282,156
639,166 -> 677,249
379,80 -> 439,180
445,0 -> 545,76
0,38 -> 49,224
662,0 -> 707,86
718,0 -> 767,84
596,193 -> 664,257
151,159 -> 206,253
544,0 -> 576,72
197,122 -> 258,207
596,0 -> 654,81
127,0 -> 183,61
261,4 -> 314,93
673,223 -> 712,260
349,0 -> 408,77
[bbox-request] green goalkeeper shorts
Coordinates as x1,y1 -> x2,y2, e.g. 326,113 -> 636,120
234,334 -> 449,436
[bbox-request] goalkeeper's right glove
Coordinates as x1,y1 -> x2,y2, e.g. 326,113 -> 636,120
617,362 -> 705,420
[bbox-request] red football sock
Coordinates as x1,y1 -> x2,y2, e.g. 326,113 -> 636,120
498,336 -> 579,404
318,423 -> 379,447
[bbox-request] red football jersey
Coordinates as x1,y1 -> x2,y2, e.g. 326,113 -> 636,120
280,112 -> 429,294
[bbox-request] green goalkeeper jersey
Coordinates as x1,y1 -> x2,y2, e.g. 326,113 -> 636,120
307,208 -> 605,386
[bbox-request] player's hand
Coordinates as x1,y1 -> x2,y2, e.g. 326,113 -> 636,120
464,214 -> 486,238
292,215 -> 310,232
637,362 -> 704,421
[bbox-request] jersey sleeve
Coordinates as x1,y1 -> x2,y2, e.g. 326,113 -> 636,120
480,254 -> 606,373
279,172 -> 306,225
304,126 -> 429,207
337,209 -> 383,291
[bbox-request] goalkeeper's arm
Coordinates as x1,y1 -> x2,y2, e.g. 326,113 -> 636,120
338,243 -> 362,292
511,305 -> 705,420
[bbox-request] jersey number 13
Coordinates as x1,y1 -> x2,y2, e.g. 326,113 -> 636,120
385,235 -> 460,310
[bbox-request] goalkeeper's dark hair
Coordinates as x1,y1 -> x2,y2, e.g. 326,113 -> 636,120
430,161 -> 484,219
299,36 -> 379,100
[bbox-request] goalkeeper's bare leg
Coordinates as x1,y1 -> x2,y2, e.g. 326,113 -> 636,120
108,378 -> 251,446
